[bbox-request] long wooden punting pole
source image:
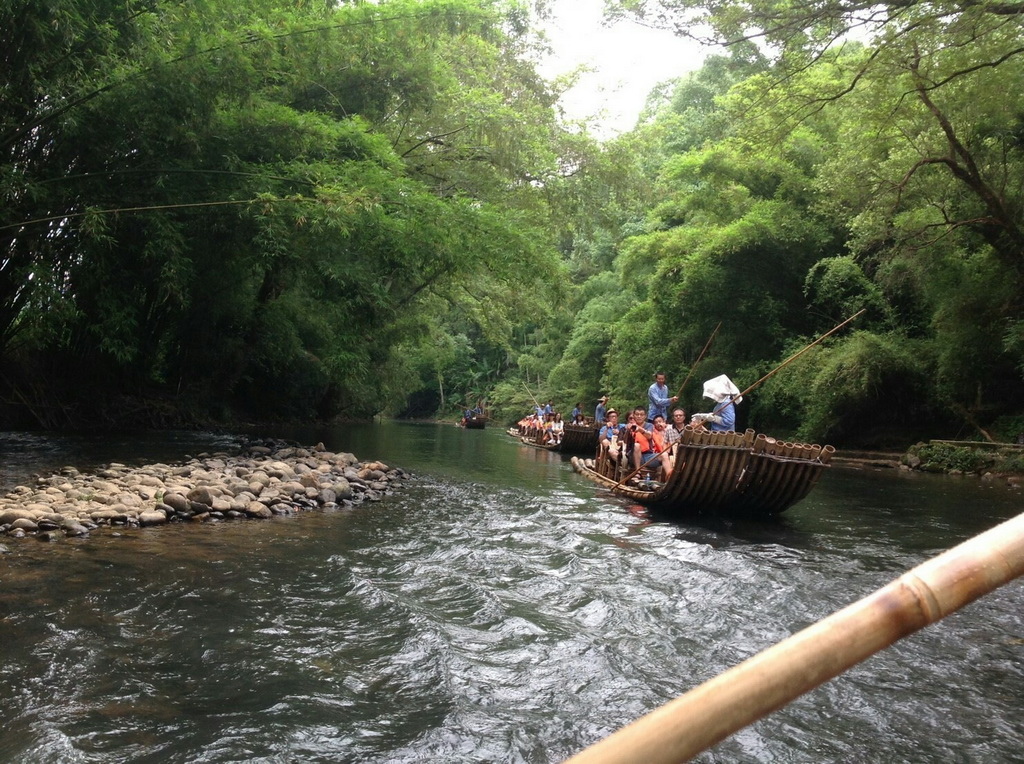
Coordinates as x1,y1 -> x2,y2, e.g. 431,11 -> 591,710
522,380 -> 543,410
676,322 -> 721,401
563,510 -> 1024,764
710,309 -> 866,418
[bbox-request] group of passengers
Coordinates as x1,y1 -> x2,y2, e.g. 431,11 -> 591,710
516,400 -> 568,445
595,372 -> 740,486
459,405 -> 483,427
516,397 -> 595,445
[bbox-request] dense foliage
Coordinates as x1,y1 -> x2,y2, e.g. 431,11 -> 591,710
1,0 -> 568,425
2,0 -> 1022,446
506,0 -> 1024,447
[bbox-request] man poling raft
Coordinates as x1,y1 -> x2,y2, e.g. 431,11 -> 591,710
690,374 -> 742,433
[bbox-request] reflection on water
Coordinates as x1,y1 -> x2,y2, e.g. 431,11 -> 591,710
0,422 -> 1022,763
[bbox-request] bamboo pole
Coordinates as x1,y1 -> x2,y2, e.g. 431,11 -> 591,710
522,380 -> 543,410
676,322 -> 722,401
709,309 -> 866,420
563,510 -> 1024,764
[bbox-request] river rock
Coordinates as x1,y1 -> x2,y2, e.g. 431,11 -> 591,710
90,509 -> 126,523
0,508 -> 37,525
332,479 -> 353,500
187,486 -> 215,507
0,438 -> 404,542
162,493 -> 190,513
245,501 -> 273,519
62,520 -> 90,537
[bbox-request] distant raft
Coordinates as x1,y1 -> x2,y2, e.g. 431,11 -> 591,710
514,423 -> 599,455
571,426 -> 833,517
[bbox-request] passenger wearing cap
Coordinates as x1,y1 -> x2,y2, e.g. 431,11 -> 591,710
595,395 -> 609,425
598,409 -> 625,462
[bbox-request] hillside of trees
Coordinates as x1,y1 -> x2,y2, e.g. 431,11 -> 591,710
2,0 -> 1022,447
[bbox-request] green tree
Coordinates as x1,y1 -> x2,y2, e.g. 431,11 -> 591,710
1,0 -> 568,425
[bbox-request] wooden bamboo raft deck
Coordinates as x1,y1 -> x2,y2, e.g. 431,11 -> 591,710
559,423 -> 599,455
571,427 -> 834,516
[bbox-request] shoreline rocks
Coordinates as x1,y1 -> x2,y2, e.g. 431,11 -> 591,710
0,439 -> 409,543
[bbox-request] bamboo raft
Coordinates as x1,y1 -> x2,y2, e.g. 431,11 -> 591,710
510,423 -> 600,455
571,426 -> 834,516
519,430 -> 561,450
559,423 -> 599,455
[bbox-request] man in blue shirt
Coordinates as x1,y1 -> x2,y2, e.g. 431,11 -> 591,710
595,396 -> 608,425
646,372 -> 678,424
571,402 -> 583,422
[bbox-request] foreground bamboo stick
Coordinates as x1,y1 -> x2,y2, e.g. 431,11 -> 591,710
564,511 -> 1024,764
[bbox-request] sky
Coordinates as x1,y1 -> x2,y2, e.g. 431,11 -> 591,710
535,0 -> 710,137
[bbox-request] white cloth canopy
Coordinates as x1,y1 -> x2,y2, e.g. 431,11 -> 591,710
702,374 -> 742,404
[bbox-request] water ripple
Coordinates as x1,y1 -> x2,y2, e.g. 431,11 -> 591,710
1,426 -> 1022,763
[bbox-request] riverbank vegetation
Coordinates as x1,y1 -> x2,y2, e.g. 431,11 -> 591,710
2,0 -> 1022,450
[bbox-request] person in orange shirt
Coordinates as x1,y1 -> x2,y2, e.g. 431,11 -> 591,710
649,414 -> 674,480
627,406 -> 654,471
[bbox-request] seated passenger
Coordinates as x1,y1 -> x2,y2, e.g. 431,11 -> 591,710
598,409 -> 626,463
650,414 -> 674,480
541,412 -> 556,443
627,406 -> 655,471
551,413 -> 564,444
664,408 -> 687,446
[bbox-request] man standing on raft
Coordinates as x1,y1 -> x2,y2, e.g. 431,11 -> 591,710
646,372 -> 678,426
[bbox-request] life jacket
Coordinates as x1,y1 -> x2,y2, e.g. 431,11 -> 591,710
633,428 -> 652,453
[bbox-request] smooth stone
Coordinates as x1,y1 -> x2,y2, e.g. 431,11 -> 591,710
186,486 -> 214,506
0,509 -> 37,525
245,502 -> 272,519
139,511 -> 168,526
63,522 -> 90,537
162,493 -> 190,512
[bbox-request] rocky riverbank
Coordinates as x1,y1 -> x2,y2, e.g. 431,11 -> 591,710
0,439 -> 408,543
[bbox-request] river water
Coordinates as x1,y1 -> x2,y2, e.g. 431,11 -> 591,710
0,422 -> 1022,763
